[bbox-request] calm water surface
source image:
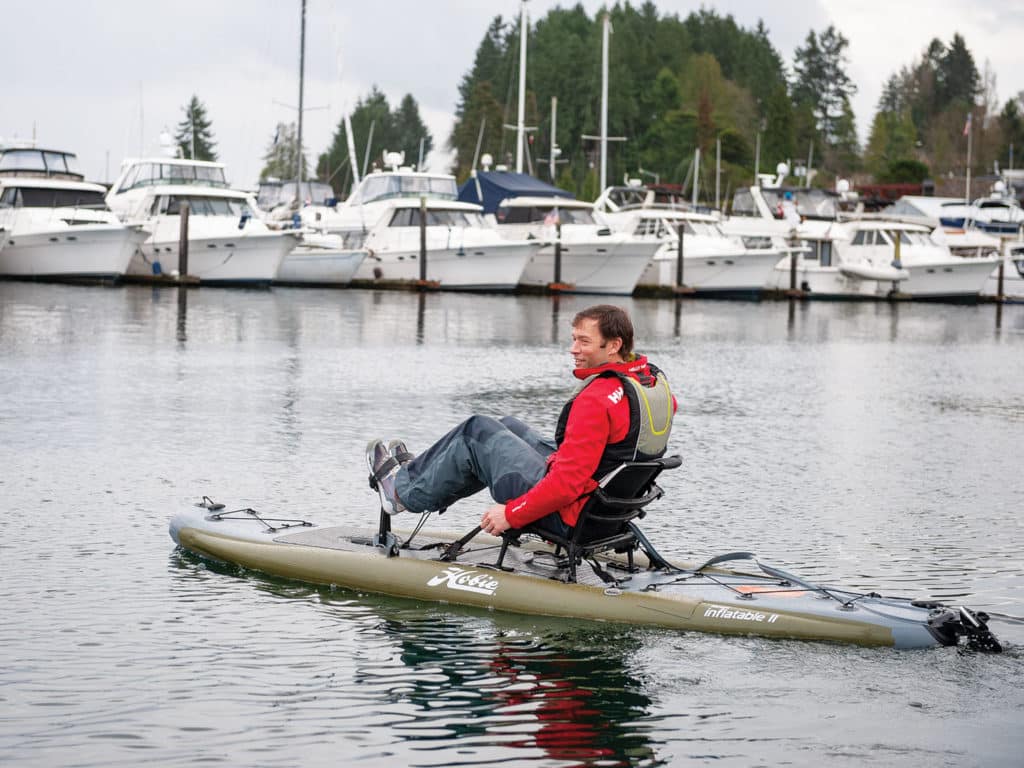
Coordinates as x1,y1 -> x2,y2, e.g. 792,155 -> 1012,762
1,282 -> 1022,767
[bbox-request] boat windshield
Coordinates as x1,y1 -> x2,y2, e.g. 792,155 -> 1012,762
120,162 -> 228,192
0,185 -> 107,209
632,218 -> 696,237
0,149 -> 84,180
605,187 -> 650,209
152,195 -> 250,217
350,174 -> 458,205
257,181 -> 335,209
763,188 -> 838,220
387,208 -> 485,227
495,205 -> 596,225
731,188 -> 757,217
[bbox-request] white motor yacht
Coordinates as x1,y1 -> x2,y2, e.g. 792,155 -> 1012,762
0,145 -> 145,280
106,157 -> 298,285
967,181 -> 1024,236
297,160 -> 537,291
253,180 -> 365,286
594,184 -> 782,295
483,195 -> 657,295
769,218 -> 999,300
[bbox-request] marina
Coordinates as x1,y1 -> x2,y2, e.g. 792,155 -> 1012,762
1,282 -> 1022,766
5,0 -> 1024,764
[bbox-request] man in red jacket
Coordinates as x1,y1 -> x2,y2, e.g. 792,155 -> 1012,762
367,304 -> 675,541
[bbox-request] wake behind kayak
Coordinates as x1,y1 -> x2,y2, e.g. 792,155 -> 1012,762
169,498 -> 1001,652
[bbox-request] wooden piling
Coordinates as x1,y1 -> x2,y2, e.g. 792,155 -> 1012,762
178,202 -> 190,279
554,220 -> 562,285
673,221 -> 695,295
418,196 -> 427,283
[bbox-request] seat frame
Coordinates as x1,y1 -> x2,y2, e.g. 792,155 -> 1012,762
495,454 -> 682,582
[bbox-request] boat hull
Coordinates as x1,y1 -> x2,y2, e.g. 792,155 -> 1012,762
169,505 -> 977,650
131,231 -> 296,284
641,246 -> 781,294
902,257 -> 1000,299
0,225 -> 143,280
354,241 -> 535,291
520,238 -> 659,295
275,234 -> 366,285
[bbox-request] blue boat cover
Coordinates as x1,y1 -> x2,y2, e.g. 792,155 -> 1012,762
457,170 -> 574,213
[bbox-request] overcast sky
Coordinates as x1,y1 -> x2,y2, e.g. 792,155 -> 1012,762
3,1 -> 1020,187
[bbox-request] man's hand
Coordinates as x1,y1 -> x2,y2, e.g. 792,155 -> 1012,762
480,503 -> 511,536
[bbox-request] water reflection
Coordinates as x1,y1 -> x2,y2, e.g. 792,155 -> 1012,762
360,611 -> 661,766
176,285 -> 188,344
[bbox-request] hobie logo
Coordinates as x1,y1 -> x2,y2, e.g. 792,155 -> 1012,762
426,566 -> 500,596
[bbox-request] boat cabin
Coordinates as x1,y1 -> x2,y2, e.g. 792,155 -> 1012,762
109,158 -> 229,196
346,170 -> 458,207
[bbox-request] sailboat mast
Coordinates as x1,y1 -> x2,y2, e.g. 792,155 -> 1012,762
516,0 -> 528,174
600,10 -> 610,193
297,0 -> 306,186
550,96 -> 557,181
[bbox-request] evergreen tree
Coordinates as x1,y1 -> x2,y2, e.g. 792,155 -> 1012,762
174,95 -> 217,161
998,94 -> 1024,169
260,122 -> 307,181
937,34 -> 980,110
317,88 -> 434,197
394,94 -> 433,167
791,26 -> 859,176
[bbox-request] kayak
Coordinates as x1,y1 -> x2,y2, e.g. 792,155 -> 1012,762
169,498 -> 1001,652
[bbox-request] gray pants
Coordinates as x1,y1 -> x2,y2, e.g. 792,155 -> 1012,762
395,415 -> 571,538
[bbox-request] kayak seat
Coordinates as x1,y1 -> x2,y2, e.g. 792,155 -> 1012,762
497,454 -> 682,582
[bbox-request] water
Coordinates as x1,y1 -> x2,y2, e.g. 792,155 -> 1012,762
1,282 -> 1022,767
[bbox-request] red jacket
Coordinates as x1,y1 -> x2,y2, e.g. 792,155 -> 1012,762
504,355 -> 676,529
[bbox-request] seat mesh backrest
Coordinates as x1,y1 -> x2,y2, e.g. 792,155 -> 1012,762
604,462 -> 662,498
582,462 -> 663,526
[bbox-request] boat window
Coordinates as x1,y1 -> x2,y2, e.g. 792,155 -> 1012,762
388,209 -> 417,227
633,219 -> 659,237
731,188 -> 755,217
164,195 -> 247,216
876,231 -> 892,246
742,235 -> 772,249
193,166 -> 227,186
0,187 -> 16,206
801,240 -> 817,260
895,231 -> 913,245
0,149 -> 47,173
340,230 -> 366,249
428,177 -> 458,199
7,186 -> 106,208
819,241 -> 832,266
495,204 -> 588,225
43,152 -> 68,175
121,165 -> 140,191
794,189 -> 838,219
257,182 -> 283,210
1014,259 -> 1024,278
851,230 -> 868,246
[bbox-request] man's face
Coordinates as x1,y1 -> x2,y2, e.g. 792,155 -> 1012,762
570,317 -> 621,369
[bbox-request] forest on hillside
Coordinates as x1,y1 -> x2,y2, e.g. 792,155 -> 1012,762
272,3 -> 1022,202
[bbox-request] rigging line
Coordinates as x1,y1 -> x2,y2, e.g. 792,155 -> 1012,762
400,510 -> 433,549
209,507 -> 312,532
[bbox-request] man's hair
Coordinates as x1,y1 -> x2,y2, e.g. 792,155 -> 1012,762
573,304 -> 634,357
